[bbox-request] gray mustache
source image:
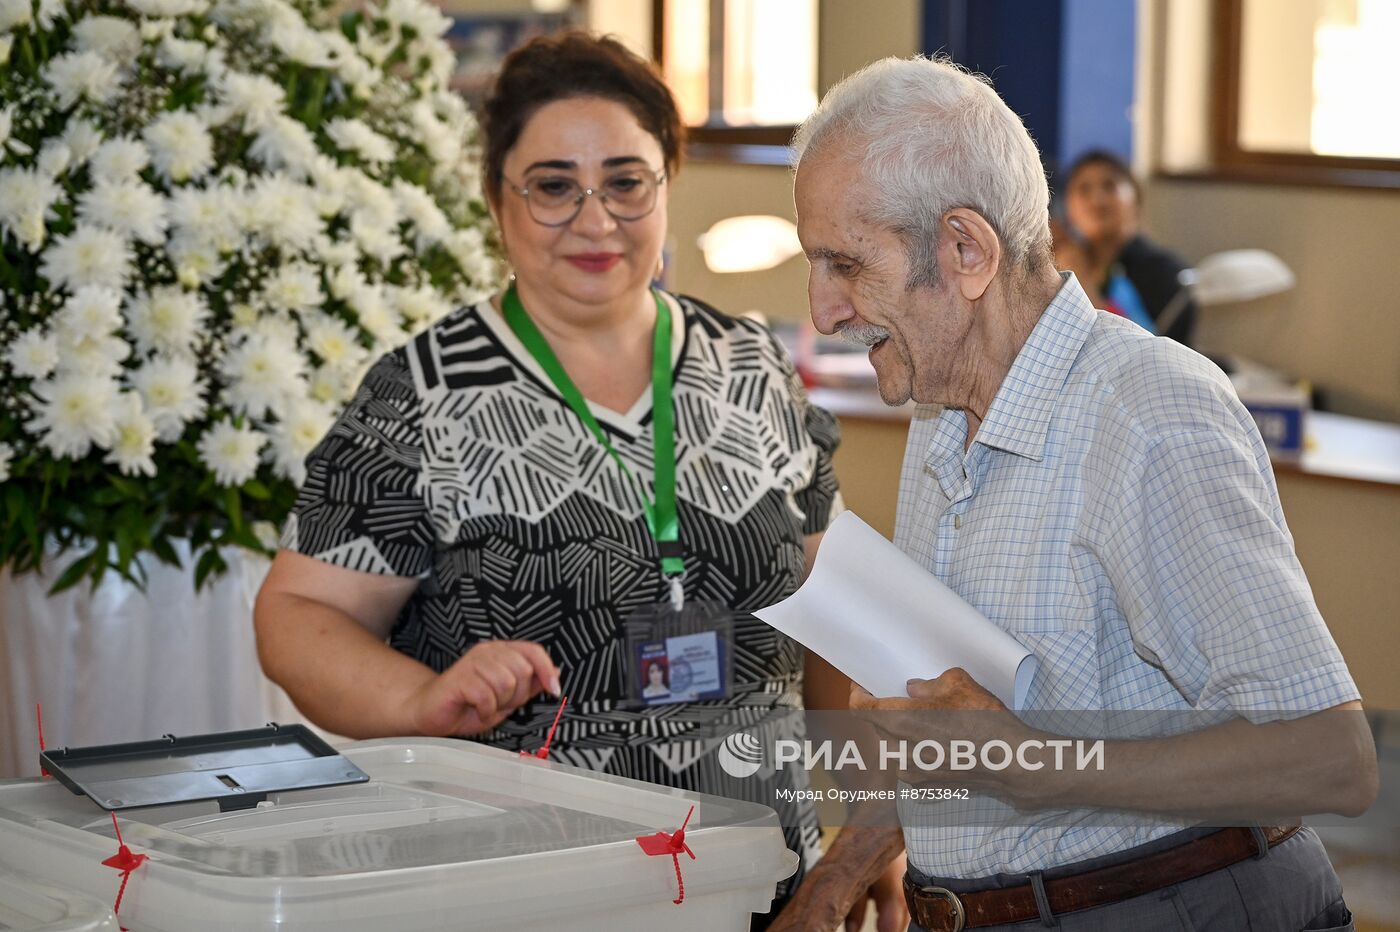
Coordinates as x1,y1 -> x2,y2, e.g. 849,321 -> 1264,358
836,320 -> 890,347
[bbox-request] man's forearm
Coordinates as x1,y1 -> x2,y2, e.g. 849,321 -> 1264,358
1019,704 -> 1377,819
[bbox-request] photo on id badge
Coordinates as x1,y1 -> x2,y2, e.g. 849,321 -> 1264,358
632,626 -> 728,705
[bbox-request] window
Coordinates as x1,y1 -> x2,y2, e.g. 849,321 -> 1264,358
1215,0 -> 1400,187
656,0 -> 819,149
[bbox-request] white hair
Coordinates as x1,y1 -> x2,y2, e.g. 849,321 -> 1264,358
792,56 -> 1052,286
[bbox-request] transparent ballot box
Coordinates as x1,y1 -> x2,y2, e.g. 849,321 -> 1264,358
0,872 -> 119,931
0,737 -> 799,931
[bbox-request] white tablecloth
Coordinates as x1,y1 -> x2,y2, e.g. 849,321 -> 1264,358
0,543 -> 304,778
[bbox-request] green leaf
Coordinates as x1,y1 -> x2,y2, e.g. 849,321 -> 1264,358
151,535 -> 183,568
194,546 -> 227,591
243,479 -> 272,500
48,549 -> 96,595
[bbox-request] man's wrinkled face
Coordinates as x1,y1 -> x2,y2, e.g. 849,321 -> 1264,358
794,148 -> 972,407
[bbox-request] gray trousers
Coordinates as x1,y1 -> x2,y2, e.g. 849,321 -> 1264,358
908,827 -> 1354,931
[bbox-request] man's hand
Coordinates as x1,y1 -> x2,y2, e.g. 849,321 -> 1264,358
850,667 -> 1008,714
408,640 -> 560,736
768,826 -> 906,932
842,851 -> 908,932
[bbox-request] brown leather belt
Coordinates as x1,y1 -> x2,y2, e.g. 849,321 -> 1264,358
905,825 -> 1301,931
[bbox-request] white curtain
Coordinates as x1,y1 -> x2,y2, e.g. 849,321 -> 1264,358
0,543 -> 304,778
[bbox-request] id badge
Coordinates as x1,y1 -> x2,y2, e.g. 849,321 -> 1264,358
624,600 -> 734,707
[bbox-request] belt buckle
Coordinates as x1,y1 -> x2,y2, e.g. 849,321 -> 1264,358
919,885 -> 967,932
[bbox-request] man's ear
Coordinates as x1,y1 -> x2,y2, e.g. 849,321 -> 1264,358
937,208 -> 1001,301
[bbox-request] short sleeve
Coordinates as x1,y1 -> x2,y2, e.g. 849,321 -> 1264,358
1101,425 -> 1360,722
772,333 -> 844,535
280,349 -> 436,578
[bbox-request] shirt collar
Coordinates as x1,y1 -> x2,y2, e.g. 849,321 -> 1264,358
971,272 -> 1098,462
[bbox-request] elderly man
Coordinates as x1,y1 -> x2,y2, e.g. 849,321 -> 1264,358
774,57 -> 1377,932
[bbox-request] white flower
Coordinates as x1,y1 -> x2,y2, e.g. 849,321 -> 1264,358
218,70 -> 284,131
34,0 -> 62,29
325,118 -> 395,166
168,235 -> 225,287
167,185 -> 241,248
157,36 -> 207,73
0,36 -> 12,67
125,285 -> 210,355
383,0 -> 450,40
126,0 -> 209,16
261,261 -> 323,314
350,212 -> 405,265
0,0 -> 32,32
394,283 -> 451,326
131,354 -> 205,440
447,226 -> 497,285
219,332 -> 305,418
328,263 -> 365,301
196,418 -> 264,487
28,373 -> 120,459
249,115 -> 318,176
40,225 -> 131,292
104,393 -> 158,477
0,441 -> 13,482
246,174 -> 321,250
307,365 -> 345,404
44,52 -> 122,110
392,180 -> 450,244
409,100 -> 462,168
303,313 -> 366,372
5,330 -> 60,379
269,398 -> 333,482
139,17 -> 174,41
37,142 -> 72,178
54,284 -> 123,337
60,120 -> 105,166
348,283 -> 400,345
143,111 -> 214,183
0,167 -> 61,251
313,235 -> 358,267
345,170 -> 400,227
271,25 -> 332,68
90,138 -> 150,182
77,180 -> 169,245
72,16 -> 142,64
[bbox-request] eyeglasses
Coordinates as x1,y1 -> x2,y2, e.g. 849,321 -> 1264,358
504,167 -> 667,227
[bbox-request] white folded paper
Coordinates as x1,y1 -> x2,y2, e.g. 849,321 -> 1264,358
756,512 -> 1036,709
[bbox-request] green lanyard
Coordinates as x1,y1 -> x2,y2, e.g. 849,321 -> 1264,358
501,285 -> 685,602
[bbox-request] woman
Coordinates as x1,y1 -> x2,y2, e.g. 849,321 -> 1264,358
254,31 -> 904,929
1053,149 -> 1197,346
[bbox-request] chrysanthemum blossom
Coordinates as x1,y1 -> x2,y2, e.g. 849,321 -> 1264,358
219,332 -> 307,419
6,330 -> 61,380
39,225 -> 131,292
196,418 -> 264,487
131,355 -> 206,441
77,179 -> 169,244
143,111 -> 214,183
125,285 -> 210,355
104,393 -> 158,477
29,373 -> 120,459
44,51 -> 122,110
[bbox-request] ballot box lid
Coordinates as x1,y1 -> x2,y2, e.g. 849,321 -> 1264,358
0,738 -> 798,930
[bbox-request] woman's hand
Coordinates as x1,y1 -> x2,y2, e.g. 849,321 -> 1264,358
408,640 -> 561,736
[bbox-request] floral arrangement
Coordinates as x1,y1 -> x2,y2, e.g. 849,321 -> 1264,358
0,0 -> 498,589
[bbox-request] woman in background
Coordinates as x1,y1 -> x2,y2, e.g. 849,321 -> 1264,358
254,31 -> 905,931
1053,149 -> 1197,347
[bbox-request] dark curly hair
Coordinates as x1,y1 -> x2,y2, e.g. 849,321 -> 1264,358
482,31 -> 685,203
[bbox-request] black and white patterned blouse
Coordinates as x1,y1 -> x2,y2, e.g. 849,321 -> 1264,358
284,293 -> 842,902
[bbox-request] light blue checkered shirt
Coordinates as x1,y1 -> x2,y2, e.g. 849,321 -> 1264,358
894,274 -> 1359,878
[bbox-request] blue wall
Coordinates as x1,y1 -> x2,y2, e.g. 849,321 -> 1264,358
922,0 -> 1136,195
